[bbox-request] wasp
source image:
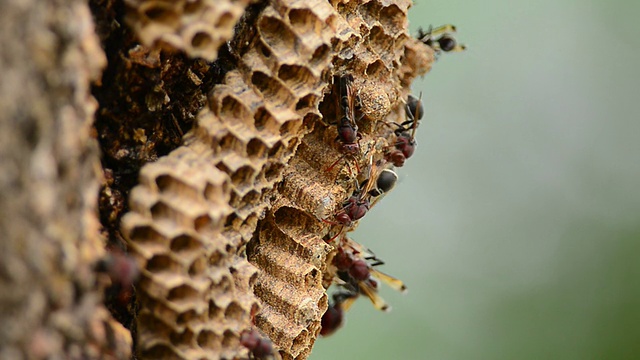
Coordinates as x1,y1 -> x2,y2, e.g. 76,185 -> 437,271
361,167 -> 398,197
326,75 -> 363,175
386,93 -> 422,167
324,153 -> 382,243
331,236 -> 407,312
320,290 -> 358,337
240,329 -> 279,359
418,24 -> 467,54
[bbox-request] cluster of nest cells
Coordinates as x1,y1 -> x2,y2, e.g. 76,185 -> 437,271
114,0 -> 465,358
123,0 -> 252,61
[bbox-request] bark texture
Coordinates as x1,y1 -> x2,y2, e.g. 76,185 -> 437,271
0,0 -> 130,359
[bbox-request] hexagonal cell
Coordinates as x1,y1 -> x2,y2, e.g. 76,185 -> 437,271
170,328 -> 196,348
301,112 -> 318,132
136,311 -> 173,337
253,106 -> 278,133
258,15 -> 297,57
290,7 -> 325,35
217,95 -> 252,129
243,212 -> 260,231
228,191 -> 241,209
188,30 -> 214,52
128,225 -> 166,245
368,25 -> 397,61
188,257 -> 207,276
215,11 -> 235,28
183,0 -> 203,14
250,71 -> 296,111
267,141 -> 285,158
285,137 -> 300,154
167,284 -> 200,302
366,59 -> 389,78
224,212 -> 240,228
197,330 -> 221,351
195,212 -> 223,235
210,273 -> 233,295
219,132 -> 244,154
208,299 -> 223,320
155,174 -> 199,200
215,162 -> 231,176
240,190 -> 261,206
176,309 -> 200,325
230,165 -> 256,189
278,65 -> 318,94
204,181 -> 229,204
221,329 -> 239,348
146,254 -> 182,274
309,44 -> 330,68
279,119 -> 301,137
359,1 -> 381,25
150,201 -> 190,227
246,138 -> 268,159
170,234 -> 202,254
138,2 -> 180,26
224,301 -> 245,322
264,162 -> 284,183
379,4 -> 406,36
141,343 -> 182,360
209,250 -> 225,267
295,93 -> 318,112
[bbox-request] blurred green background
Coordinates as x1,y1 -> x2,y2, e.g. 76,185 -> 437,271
313,0 -> 640,359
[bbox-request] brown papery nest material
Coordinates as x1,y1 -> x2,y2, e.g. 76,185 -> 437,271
0,0 -> 435,359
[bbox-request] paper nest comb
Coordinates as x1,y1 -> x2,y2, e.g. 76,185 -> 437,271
121,0 -> 434,358
123,0 -> 252,61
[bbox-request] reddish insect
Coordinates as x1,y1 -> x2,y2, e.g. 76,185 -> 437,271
95,250 -> 139,289
95,250 -> 139,304
336,188 -> 370,226
323,158 -> 379,243
94,249 -> 140,325
331,237 -> 407,312
386,93 -> 423,167
320,291 -> 358,337
240,329 -> 277,359
333,246 -> 371,281
324,157 -> 394,243
326,75 -> 363,175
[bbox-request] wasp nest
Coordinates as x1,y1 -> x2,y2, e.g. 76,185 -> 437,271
121,0 -> 435,359
124,0 -> 251,60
